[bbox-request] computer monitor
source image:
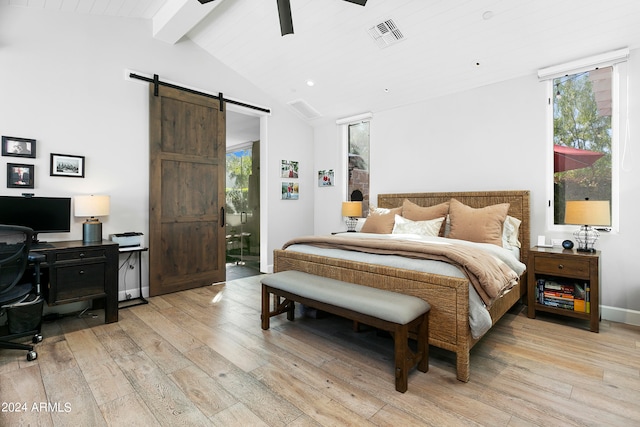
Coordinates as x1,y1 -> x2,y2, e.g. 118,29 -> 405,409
0,196 -> 71,243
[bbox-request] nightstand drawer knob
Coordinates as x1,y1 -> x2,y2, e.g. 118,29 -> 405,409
79,270 -> 85,275
558,264 -> 564,269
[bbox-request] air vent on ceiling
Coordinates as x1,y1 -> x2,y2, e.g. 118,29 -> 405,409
287,99 -> 322,120
368,19 -> 404,49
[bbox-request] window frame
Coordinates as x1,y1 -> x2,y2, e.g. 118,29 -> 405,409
337,112 -> 372,212
541,52 -> 627,233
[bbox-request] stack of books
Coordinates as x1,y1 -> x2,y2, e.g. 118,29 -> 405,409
536,278 -> 589,313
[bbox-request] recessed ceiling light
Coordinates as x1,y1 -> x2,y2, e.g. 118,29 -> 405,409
306,80 -> 315,87
384,88 -> 389,93
482,11 -> 494,20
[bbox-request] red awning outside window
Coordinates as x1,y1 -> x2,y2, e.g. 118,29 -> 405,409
554,145 -> 604,173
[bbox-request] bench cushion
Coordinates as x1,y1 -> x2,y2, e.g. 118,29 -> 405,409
261,270 -> 430,325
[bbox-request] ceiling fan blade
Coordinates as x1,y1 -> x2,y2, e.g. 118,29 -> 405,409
343,0 -> 367,5
276,0 -> 294,36
197,0 -> 216,4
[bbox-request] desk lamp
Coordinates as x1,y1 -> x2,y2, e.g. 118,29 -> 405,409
342,201 -> 362,232
75,195 -> 110,243
564,200 -> 610,252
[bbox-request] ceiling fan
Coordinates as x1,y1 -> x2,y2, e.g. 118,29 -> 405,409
197,0 -> 367,36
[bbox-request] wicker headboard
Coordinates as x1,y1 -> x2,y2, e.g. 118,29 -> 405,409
378,190 -> 531,265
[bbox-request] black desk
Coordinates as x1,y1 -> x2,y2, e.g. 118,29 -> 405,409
118,246 -> 149,309
31,240 -> 119,324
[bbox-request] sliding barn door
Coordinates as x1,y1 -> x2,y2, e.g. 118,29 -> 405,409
149,85 -> 226,296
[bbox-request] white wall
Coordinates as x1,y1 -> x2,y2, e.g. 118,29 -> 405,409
0,6 -> 315,297
313,57 -> 640,325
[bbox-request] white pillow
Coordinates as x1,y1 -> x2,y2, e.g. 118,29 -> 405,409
392,215 -> 445,237
503,215 -> 522,249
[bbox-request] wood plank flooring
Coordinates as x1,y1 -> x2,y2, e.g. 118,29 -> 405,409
1,274 -> 639,426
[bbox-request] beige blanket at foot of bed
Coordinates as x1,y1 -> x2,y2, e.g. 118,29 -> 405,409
282,235 -> 519,308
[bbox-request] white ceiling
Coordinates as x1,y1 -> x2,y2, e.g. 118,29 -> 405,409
7,0 -> 640,128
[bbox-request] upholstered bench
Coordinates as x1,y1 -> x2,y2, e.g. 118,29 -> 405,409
260,270 -> 431,392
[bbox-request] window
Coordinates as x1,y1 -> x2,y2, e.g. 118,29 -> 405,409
552,67 -> 612,225
541,49 -> 628,230
347,121 -> 370,215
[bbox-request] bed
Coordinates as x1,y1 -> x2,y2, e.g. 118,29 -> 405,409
273,190 -> 530,382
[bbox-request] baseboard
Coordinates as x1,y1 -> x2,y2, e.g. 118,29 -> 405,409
601,305 -> 640,327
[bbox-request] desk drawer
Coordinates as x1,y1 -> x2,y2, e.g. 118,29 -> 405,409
534,256 -> 591,279
54,262 -> 106,301
55,248 -> 107,262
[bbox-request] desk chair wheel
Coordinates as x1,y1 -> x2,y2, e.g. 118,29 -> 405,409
33,334 -> 43,344
27,350 -> 37,361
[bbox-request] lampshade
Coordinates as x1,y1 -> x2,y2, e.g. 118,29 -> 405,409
564,200 -> 610,226
74,195 -> 110,218
74,195 -> 110,243
341,201 -> 362,218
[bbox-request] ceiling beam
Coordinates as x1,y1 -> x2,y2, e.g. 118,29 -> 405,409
153,0 -> 223,45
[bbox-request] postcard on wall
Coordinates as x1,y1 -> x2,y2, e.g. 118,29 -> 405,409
318,169 -> 334,187
281,160 -> 299,178
281,182 -> 299,200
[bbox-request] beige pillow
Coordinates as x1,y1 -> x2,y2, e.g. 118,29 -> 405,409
392,215 -> 445,237
360,207 -> 401,234
448,198 -> 509,246
402,199 -> 450,221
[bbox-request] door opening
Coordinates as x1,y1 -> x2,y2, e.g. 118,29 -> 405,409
225,111 -> 260,280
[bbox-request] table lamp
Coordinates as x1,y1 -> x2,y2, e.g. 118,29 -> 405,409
564,200 -> 610,252
342,201 -> 362,232
75,195 -> 110,243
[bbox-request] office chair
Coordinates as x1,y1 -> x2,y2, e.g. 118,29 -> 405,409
0,225 -> 45,361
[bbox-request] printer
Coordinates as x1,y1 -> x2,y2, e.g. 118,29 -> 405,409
110,232 -> 143,248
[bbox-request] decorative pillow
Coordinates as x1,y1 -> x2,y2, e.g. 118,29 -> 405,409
402,199 -> 450,221
392,215 -> 445,237
503,215 -> 522,249
360,207 -> 402,234
402,199 -> 449,236
447,198 -> 510,247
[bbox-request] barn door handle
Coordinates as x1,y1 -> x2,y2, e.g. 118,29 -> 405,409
221,206 -> 225,227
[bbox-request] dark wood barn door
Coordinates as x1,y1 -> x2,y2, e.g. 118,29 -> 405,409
149,85 -> 226,296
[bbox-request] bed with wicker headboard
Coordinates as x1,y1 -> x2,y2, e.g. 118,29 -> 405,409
273,190 -> 530,382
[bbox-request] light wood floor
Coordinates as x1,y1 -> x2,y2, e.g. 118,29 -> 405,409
1,274 -> 639,426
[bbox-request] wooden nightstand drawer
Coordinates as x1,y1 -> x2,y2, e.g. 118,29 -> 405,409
534,256 -> 590,279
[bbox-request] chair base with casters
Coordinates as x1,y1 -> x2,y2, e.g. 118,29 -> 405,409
0,227 -> 45,362
0,284 -> 44,361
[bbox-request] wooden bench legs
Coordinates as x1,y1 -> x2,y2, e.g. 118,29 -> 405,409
394,313 -> 429,392
261,283 -> 429,392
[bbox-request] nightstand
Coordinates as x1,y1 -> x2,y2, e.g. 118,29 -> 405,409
527,246 -> 600,332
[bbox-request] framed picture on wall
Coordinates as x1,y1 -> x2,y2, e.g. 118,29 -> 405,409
50,153 -> 85,178
281,160 -> 299,178
318,169 -> 334,187
281,182 -> 299,200
7,163 -> 34,188
2,136 -> 36,158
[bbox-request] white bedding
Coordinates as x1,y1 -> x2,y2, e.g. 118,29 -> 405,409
284,232 -> 526,339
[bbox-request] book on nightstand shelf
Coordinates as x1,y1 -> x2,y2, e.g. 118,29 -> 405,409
535,278 -> 589,313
